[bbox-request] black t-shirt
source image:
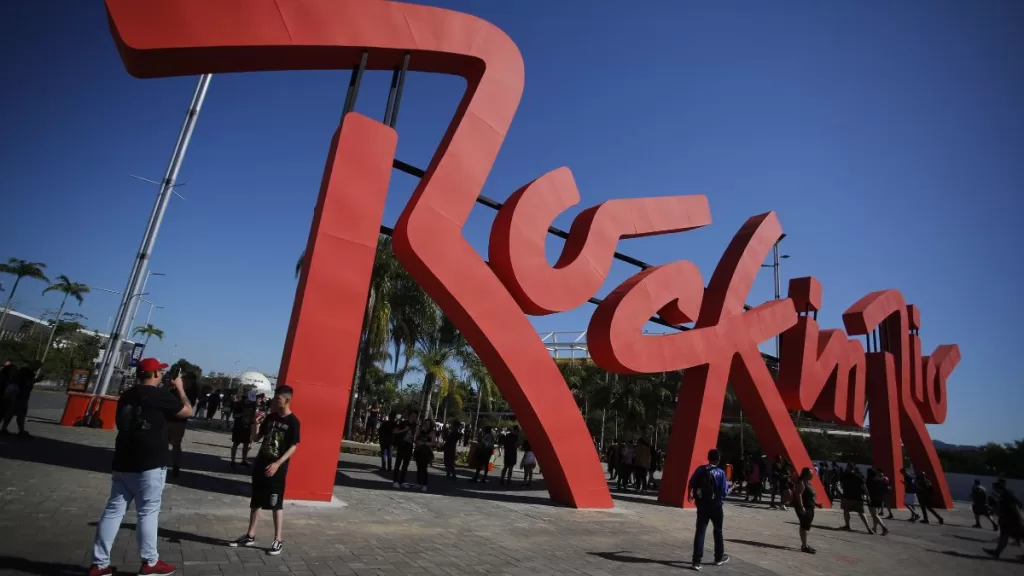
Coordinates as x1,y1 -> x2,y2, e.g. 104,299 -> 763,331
113,385 -> 184,473
971,485 -> 988,507
444,428 -> 462,448
233,400 -> 255,430
393,419 -> 415,446
502,431 -> 519,453
255,412 -> 301,477
902,472 -> 917,494
378,420 -> 396,445
841,471 -> 866,500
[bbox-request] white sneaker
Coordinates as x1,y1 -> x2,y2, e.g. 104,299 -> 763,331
267,540 -> 283,556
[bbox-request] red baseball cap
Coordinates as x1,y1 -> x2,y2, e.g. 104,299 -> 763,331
138,358 -> 169,372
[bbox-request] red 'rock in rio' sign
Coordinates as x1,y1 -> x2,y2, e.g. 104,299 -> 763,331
104,0 -> 959,510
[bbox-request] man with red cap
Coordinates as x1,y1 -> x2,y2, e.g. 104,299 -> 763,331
88,358 -> 193,576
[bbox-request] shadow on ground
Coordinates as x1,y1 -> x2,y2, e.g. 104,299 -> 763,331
87,521 -> 228,546
588,550 -> 691,569
335,458 -> 568,508
727,538 -> 796,551
0,556 -> 83,575
0,435 -> 249,497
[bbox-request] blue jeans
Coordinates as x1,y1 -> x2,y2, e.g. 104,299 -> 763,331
92,468 -> 167,568
692,502 -> 724,564
380,444 -> 392,470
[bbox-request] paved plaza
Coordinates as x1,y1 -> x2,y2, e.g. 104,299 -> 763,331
0,391 -> 1020,575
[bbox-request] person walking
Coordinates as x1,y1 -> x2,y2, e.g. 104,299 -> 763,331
88,358 -> 193,576
769,455 -> 785,509
230,392 -> 256,469
792,467 -> 823,553
900,468 -> 921,521
633,438 -> 652,494
378,411 -> 396,471
606,439 -> 620,481
1,362 -> 42,437
688,448 -> 730,571
228,386 -> 301,556
391,409 -> 418,488
413,418 -> 437,492
915,471 -> 944,525
839,464 -> 873,534
500,425 -> 520,485
865,468 -> 890,535
984,478 -> 1024,559
471,426 -> 496,483
520,439 -> 537,487
442,419 -> 461,480
971,479 -> 999,531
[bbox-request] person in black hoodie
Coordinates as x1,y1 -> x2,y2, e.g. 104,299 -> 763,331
984,478 -> 1023,559
378,412 -> 396,471
391,409 -> 418,487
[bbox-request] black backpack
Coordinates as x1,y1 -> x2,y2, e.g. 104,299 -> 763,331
694,465 -> 718,503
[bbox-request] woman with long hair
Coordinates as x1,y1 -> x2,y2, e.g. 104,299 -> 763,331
792,467 -> 823,553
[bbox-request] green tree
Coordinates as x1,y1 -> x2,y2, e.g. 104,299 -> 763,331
0,258 -> 49,334
38,275 -> 90,367
133,323 -> 164,346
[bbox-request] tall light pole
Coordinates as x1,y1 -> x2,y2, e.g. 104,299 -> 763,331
761,234 -> 791,359
91,74 -> 212,408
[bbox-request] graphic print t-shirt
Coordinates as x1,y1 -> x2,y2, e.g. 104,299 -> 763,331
256,412 -> 301,478
113,385 -> 184,472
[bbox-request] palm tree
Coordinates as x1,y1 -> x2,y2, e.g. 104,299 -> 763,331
0,258 -> 49,335
38,275 -> 90,366
133,323 -> 165,347
466,353 -> 499,435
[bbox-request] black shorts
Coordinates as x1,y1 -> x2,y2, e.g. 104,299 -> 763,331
250,468 -> 287,510
504,452 -> 517,467
796,509 -> 814,531
232,424 -> 251,445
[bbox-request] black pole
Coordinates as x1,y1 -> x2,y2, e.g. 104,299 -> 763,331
389,52 -> 410,128
341,52 -> 369,121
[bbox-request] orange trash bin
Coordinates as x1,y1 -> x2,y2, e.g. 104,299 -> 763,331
60,391 -> 118,429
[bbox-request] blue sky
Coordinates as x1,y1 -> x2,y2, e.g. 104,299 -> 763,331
1,1 -> 1021,445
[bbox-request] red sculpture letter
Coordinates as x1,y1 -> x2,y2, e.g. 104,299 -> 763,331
589,212 -> 830,508
104,0 -> 611,507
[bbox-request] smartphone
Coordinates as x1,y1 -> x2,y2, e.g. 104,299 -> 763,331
165,365 -> 182,384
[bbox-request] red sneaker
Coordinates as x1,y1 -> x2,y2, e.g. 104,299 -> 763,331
138,560 -> 176,575
87,566 -> 115,576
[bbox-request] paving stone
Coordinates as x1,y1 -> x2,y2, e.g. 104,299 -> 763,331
1,392 -> 1022,575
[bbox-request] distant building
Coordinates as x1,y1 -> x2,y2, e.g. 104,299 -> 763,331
0,306 -> 138,385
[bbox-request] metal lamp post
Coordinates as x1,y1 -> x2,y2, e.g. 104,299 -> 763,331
127,271 -> 165,337
90,74 -> 212,411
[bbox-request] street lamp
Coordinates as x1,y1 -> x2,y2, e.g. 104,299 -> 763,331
139,298 -> 164,327
127,271 -> 165,337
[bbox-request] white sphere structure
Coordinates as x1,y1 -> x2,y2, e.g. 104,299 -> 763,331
237,371 -> 274,396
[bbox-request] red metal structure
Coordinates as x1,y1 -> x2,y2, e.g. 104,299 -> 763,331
104,0 -> 959,510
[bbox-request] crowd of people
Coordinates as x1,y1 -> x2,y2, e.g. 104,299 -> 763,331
4,358 -> 1014,574
370,411 -> 539,491
681,449 -> 1024,569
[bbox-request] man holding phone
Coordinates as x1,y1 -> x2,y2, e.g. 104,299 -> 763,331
165,365 -> 190,478
88,358 -> 193,576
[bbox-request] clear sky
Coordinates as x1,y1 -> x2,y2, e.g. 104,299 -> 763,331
1,1 -> 1021,445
